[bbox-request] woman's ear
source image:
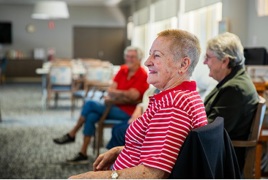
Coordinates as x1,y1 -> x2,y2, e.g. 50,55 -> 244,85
222,57 -> 230,68
179,57 -> 191,74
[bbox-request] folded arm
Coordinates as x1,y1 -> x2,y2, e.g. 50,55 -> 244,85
106,82 -> 141,103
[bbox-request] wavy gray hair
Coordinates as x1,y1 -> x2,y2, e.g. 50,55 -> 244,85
206,32 -> 245,68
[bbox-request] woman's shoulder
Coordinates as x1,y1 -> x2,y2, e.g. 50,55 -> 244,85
223,73 -> 255,92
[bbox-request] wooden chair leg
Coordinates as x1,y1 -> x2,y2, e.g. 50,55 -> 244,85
255,142 -> 263,178
54,93 -> 59,107
46,90 -> 51,108
71,93 -> 75,117
0,103 -> 2,122
97,124 -> 104,157
93,134 -> 96,155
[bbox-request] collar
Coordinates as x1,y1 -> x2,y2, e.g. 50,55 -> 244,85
121,64 -> 142,76
216,65 -> 243,88
153,81 -> 197,101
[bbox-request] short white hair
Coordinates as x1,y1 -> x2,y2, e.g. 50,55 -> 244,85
124,46 -> 144,60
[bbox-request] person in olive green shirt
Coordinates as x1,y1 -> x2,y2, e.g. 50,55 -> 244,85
203,32 -> 259,174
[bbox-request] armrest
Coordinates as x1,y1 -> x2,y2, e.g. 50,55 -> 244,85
232,140 -> 257,147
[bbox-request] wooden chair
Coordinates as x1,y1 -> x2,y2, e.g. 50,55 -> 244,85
46,61 -> 75,109
71,60 -> 113,114
94,98 -> 141,157
232,96 -> 266,178
253,81 -> 267,97
0,101 -> 2,122
255,129 -> 268,178
0,57 -> 7,84
255,95 -> 268,178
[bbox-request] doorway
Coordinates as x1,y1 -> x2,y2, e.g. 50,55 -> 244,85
73,27 -> 125,65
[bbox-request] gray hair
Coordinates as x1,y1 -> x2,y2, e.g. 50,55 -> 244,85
206,32 -> 245,68
157,29 -> 201,76
124,46 -> 144,60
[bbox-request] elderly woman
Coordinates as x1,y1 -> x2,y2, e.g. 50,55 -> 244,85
69,29 -> 208,179
203,32 -> 259,172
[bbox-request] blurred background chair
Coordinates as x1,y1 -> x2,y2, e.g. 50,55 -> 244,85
0,100 -> 2,122
232,96 -> 266,178
169,117 -> 241,179
46,60 -> 75,109
72,60 -> 114,114
0,56 -> 7,84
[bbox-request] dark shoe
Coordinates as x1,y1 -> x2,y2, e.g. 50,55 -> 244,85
53,134 -> 75,145
66,152 -> 89,164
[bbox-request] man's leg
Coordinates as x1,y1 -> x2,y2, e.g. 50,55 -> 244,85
106,122 -> 129,149
53,100 -> 99,144
69,116 -> 85,137
67,102 -> 130,164
81,135 -> 91,155
67,101 -> 107,163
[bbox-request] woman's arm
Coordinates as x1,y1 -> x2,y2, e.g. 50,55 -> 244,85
69,164 -> 169,179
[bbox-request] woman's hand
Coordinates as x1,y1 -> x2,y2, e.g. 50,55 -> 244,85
93,146 -> 123,171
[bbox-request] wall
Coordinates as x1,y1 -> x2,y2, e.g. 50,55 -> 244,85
222,0 -> 268,50
247,0 -> 268,49
222,0 -> 248,45
0,4 -> 126,59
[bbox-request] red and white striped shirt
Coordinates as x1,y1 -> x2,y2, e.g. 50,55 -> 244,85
113,81 -> 208,173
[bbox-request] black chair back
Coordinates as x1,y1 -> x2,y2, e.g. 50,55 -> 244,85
169,117 -> 241,179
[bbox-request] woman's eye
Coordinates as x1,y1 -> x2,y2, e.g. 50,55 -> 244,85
154,54 -> 160,58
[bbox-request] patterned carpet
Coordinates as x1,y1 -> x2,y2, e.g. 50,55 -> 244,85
0,83 -> 107,179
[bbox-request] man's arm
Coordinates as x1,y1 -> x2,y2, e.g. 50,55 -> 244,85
106,81 -> 141,103
107,88 -> 141,103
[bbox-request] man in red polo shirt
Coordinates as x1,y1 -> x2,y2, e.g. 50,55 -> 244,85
53,46 -> 149,164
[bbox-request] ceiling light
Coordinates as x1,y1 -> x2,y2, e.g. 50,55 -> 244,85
32,1 -> 69,19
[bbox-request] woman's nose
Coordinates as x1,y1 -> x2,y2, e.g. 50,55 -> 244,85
144,56 -> 152,67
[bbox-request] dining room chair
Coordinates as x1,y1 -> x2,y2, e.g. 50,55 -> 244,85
46,61 -> 75,109
71,60 -> 113,115
0,56 -> 7,84
169,117 -> 241,179
254,95 -> 268,178
232,95 -> 266,178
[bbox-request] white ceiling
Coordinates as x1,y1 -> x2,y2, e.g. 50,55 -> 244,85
0,0 -> 124,6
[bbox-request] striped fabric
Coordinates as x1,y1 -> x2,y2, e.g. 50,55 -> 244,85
113,81 -> 208,173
